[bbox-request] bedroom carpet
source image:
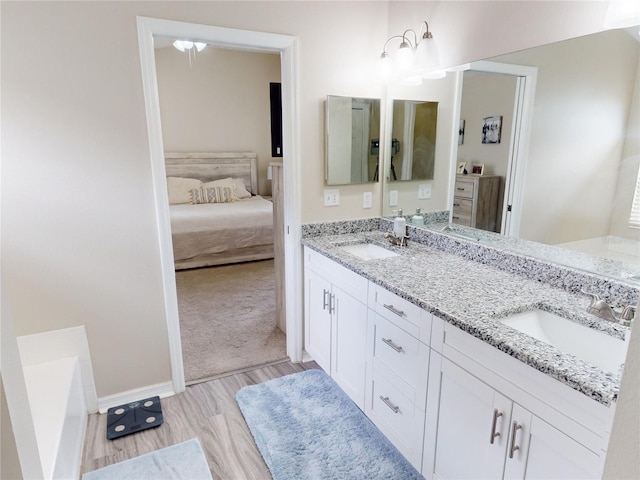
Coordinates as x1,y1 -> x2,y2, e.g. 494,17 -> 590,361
236,369 -> 423,480
176,259 -> 287,384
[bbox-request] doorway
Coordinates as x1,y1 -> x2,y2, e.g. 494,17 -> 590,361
450,61 -> 538,238
137,17 -> 303,394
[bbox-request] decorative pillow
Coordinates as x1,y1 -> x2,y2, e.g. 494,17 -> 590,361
167,177 -> 202,204
233,178 -> 252,199
190,186 -> 237,204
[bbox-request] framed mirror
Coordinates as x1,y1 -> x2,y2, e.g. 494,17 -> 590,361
389,99 -> 438,182
325,95 -> 381,185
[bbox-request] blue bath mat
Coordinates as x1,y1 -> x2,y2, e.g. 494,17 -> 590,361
236,369 -> 423,480
82,438 -> 212,480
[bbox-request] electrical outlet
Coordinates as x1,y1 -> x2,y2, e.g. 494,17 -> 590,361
323,189 -> 340,206
418,183 -> 432,199
363,192 -> 373,209
389,190 -> 398,207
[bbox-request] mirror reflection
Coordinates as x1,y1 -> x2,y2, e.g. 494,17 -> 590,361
326,95 -> 380,185
452,28 -> 640,273
389,99 -> 438,181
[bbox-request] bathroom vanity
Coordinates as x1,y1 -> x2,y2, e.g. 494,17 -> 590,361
302,222 -> 634,479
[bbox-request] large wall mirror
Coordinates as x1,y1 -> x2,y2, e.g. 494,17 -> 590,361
389,99 -> 438,181
326,95 -> 381,185
381,26 -> 640,283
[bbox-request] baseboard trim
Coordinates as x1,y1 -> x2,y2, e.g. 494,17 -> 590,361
98,381 -> 175,414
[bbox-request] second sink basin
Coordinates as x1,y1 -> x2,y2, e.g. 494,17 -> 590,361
499,309 -> 628,374
340,243 -> 400,261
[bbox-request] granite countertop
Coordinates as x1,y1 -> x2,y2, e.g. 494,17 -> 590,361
302,230 -> 630,407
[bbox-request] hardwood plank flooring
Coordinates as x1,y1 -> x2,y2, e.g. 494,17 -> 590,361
81,361 -> 321,479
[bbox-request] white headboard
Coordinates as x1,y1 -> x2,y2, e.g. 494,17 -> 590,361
164,152 -> 259,195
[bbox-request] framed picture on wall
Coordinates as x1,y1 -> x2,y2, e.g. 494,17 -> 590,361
458,119 -> 466,145
482,115 -> 502,144
471,164 -> 485,175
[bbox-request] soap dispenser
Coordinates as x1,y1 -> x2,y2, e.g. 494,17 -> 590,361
393,209 -> 407,239
411,208 -> 425,226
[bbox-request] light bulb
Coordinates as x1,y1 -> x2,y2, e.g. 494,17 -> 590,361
395,42 -> 414,73
194,42 -> 207,52
377,52 -> 393,81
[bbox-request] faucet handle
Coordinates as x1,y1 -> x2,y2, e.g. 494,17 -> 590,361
620,305 -> 636,322
580,290 -> 601,307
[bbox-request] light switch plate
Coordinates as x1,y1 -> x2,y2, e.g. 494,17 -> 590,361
389,190 -> 398,207
363,192 -> 373,209
418,183 -> 432,199
323,189 -> 340,206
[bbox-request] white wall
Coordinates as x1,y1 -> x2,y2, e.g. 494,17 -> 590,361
155,46 -> 281,196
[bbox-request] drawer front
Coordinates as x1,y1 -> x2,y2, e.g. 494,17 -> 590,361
369,369 -> 425,461
454,180 -> 474,199
368,283 -> 426,339
304,246 -> 368,304
452,197 -> 473,226
373,314 -> 422,389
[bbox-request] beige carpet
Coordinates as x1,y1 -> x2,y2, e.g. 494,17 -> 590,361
176,259 -> 287,384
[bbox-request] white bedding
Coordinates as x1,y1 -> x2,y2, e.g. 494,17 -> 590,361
170,195 -> 274,262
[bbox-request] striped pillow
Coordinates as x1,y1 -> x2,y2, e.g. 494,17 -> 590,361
190,186 -> 237,204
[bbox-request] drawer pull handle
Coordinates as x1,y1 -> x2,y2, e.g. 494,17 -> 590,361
509,421 -> 522,458
322,289 -> 329,310
382,338 -> 404,353
452,216 -> 460,220
457,187 -> 465,191
489,409 -> 503,444
380,395 -> 400,414
383,304 -> 405,317
453,203 -> 460,207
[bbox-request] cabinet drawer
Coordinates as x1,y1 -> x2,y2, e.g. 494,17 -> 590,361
368,283 -> 431,344
454,180 -> 474,199
372,313 -> 429,404
452,197 -> 473,226
369,369 -> 426,464
304,246 -> 368,304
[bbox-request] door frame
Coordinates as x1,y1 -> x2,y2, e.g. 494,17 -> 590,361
449,61 -> 538,237
136,17 -> 303,394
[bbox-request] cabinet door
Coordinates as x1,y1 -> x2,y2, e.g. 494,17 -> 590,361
504,406 -> 604,480
331,285 -> 367,409
431,358 -> 512,480
304,268 -> 332,373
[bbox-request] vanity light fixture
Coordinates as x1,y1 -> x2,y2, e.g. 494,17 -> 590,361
378,20 -> 444,85
172,40 -> 207,52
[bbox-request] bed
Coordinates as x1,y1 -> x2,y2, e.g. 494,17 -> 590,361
165,152 -> 274,270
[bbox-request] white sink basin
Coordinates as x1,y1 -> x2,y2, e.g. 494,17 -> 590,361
340,243 -> 400,261
499,309 -> 628,374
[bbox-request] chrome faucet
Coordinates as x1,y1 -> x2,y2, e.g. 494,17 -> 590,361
582,291 -> 637,327
383,231 -> 408,247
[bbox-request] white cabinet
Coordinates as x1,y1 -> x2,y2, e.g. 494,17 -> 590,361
304,247 -> 368,409
423,324 -> 609,480
365,283 -> 432,469
427,354 -> 511,479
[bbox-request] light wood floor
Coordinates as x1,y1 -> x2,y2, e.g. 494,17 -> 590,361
81,361 -> 321,479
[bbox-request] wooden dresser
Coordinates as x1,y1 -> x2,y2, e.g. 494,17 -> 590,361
452,174 -> 500,232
